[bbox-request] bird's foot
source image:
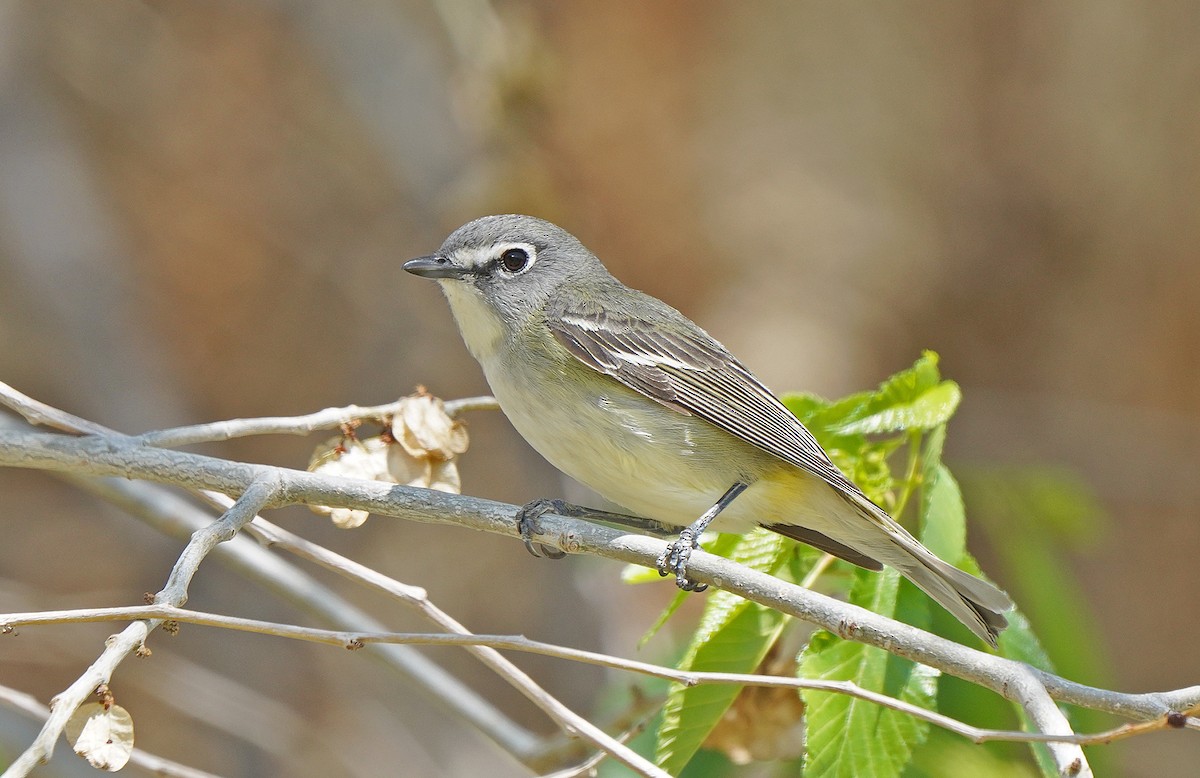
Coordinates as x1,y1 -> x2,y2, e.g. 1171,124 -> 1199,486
656,528 -> 707,592
515,499 -> 568,559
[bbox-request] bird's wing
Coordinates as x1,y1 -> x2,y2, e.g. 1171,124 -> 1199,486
545,301 -> 866,499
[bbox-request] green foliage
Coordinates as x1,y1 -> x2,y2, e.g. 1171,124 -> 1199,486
628,353 -> 1104,776
797,359 -> 966,778
800,569 -> 939,777
829,351 -> 962,436
654,531 -> 814,774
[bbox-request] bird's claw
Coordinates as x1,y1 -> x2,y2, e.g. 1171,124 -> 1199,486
515,499 -> 567,559
655,529 -> 707,592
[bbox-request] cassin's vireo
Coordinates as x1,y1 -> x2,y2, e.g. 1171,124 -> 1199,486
404,215 -> 1011,646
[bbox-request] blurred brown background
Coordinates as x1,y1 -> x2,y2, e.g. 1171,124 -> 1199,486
1,2 -> 1198,776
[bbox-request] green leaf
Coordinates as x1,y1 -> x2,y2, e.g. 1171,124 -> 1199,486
799,400 -> 947,777
787,352 -> 957,437
801,570 -> 938,778
654,531 -> 795,773
655,596 -> 788,773
784,353 -> 957,446
835,381 -> 961,435
920,462 -> 966,564
779,391 -> 901,505
620,565 -> 666,585
921,417 -> 947,473
878,349 -> 943,400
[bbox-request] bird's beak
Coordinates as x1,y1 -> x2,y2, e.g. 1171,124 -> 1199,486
403,255 -> 468,280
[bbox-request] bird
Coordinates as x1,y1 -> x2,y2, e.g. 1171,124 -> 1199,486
404,214 -> 1011,645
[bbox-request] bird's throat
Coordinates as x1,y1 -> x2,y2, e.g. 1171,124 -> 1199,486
438,281 -> 507,362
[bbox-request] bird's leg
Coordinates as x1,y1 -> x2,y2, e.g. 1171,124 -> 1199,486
656,482 -> 750,592
516,499 -> 677,559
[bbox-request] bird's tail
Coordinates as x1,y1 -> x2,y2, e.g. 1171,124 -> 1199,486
852,492 -> 1011,647
770,491 -> 1012,647
890,541 -> 1010,647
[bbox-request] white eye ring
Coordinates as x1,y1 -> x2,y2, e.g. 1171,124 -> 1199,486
494,243 -> 537,275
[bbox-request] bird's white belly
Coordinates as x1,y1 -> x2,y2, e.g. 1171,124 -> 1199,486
484,357 -> 763,530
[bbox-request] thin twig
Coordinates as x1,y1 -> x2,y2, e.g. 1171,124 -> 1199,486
5,604 -> 1196,750
133,395 -> 499,447
66,469 -> 543,765
1,621 -> 153,776
0,404 -> 543,769
0,379 -> 497,446
0,483 -> 275,777
0,381 -> 112,436
2,426 -> 1192,734
537,714 -> 652,778
241,516 -> 667,777
157,476 -> 279,606
0,683 -> 224,778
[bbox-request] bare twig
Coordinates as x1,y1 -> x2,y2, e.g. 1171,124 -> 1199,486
0,379 -> 497,445
4,388 -> 1199,777
1,620 -> 147,776
0,381 -> 112,436
134,395 -> 499,447
536,714 -> 652,778
1,428 -> 1192,718
157,476 -> 279,606
240,515 -> 667,777
5,605 -> 1197,751
0,483 -> 276,777
66,470 -> 543,765
0,683 -> 224,778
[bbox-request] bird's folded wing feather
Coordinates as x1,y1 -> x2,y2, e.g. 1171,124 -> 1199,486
546,303 -> 867,500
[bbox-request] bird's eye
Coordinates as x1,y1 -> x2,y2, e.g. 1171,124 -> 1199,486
499,247 -> 530,273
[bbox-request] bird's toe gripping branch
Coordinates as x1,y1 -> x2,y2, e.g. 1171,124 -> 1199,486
656,529 -> 707,591
515,499 -> 569,559
655,481 -> 750,593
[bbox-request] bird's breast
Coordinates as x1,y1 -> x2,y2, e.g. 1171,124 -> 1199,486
481,349 -> 773,529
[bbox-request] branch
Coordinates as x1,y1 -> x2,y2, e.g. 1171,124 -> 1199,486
0,398 -> 659,774
64,469 -> 544,766
0,484 -> 275,777
0,684 -> 223,778
1,429 -> 1194,715
134,395 -> 499,447
6,606 -> 1196,750
4,389 -> 1199,776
